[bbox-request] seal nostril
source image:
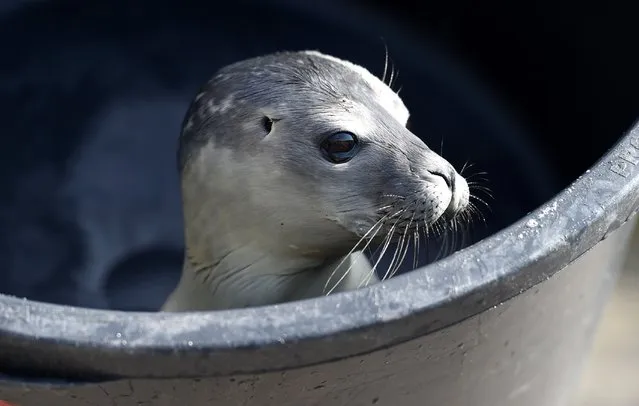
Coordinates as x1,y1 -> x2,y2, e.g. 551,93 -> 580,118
431,170 -> 452,189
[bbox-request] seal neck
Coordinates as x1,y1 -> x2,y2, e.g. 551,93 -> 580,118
164,161 -> 378,311
162,240 -> 376,311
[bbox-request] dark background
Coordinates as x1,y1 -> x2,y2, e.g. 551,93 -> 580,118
361,0 -> 639,184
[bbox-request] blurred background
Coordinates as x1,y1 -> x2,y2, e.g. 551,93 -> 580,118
571,228 -> 639,406
0,0 -> 638,404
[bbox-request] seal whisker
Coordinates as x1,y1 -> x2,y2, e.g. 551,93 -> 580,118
448,218 -> 457,257
466,181 -> 488,187
385,224 -> 409,279
469,190 -> 494,207
453,218 -> 463,252
429,218 -> 450,262
452,216 -> 464,254
468,177 -> 491,186
323,211 -> 395,295
391,68 -> 400,91
469,194 -> 492,213
436,228 -> 448,262
467,183 -> 494,195
390,236 -> 410,278
467,170 -> 488,176
461,208 -> 474,228
359,232 -> 387,288
325,203 -> 410,294
326,217 -> 386,295
442,230 -> 452,260
388,57 -> 397,89
422,218 -> 431,264
467,201 -> 487,227
460,161 -> 470,176
455,217 -> 466,252
389,220 -> 414,279
461,216 -> 472,248
358,203 -> 408,288
380,193 -> 407,201
382,223 -> 408,281
466,172 -> 489,181
412,222 -> 421,269
364,206 -> 408,285
382,43 -> 390,85
466,180 -> 492,189
360,267 -> 377,289
365,231 -> 394,286
383,204 -> 417,280
455,217 -> 463,251
460,162 -> 484,178
377,204 -> 398,212
431,218 -> 444,239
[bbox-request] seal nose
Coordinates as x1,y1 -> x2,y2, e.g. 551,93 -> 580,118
444,172 -> 470,218
427,165 -> 469,218
430,168 -> 455,191
416,150 -> 469,217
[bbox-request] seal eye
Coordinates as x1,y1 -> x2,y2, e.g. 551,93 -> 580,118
321,132 -> 359,164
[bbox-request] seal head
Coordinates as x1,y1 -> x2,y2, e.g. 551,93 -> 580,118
162,50 -> 470,311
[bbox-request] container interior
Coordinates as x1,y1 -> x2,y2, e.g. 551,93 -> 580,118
0,0 -> 634,311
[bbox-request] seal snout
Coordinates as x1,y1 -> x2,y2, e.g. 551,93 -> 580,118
420,159 -> 470,220
444,172 -> 470,218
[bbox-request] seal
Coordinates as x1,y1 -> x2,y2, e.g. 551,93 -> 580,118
160,50 -> 471,312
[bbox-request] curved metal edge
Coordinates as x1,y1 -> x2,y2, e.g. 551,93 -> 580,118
0,1 -> 638,379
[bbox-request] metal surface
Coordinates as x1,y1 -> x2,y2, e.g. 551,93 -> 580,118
1,1 -> 639,405
0,217 -> 636,406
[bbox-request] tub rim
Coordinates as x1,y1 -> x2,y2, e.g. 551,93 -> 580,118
0,0 -> 638,380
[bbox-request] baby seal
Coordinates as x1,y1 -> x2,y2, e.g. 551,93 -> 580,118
161,50 -> 470,312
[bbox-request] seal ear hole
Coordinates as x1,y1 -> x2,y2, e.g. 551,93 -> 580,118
262,116 -> 274,134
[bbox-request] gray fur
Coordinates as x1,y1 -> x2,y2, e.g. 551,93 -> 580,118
162,50 -> 470,312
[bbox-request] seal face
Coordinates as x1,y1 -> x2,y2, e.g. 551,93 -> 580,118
162,50 -> 471,311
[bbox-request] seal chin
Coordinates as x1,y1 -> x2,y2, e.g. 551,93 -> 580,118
443,173 -> 470,219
